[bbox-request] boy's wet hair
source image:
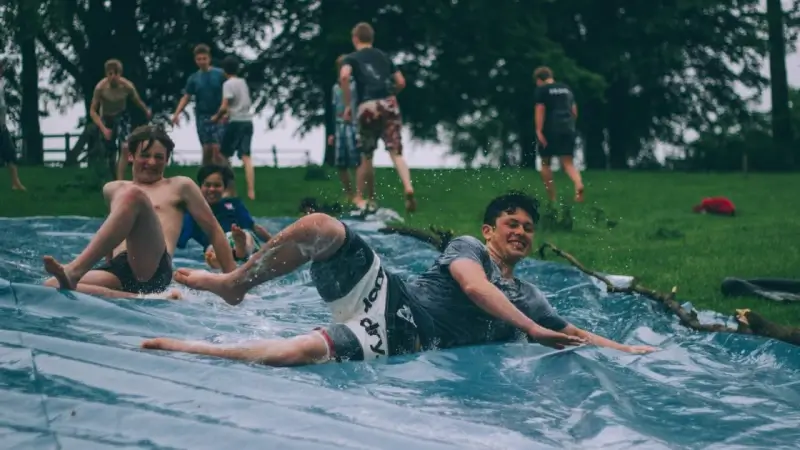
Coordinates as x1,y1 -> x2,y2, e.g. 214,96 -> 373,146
196,164 -> 234,188
127,124 -> 175,157
483,190 -> 540,226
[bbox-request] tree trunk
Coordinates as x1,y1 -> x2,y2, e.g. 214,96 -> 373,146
18,0 -> 43,165
580,100 -> 607,169
766,0 -> 794,170
111,0 -> 147,127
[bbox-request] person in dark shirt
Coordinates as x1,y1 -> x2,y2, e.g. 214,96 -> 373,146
145,191 -> 657,365
339,22 -> 417,214
177,165 -> 271,266
533,66 -> 585,203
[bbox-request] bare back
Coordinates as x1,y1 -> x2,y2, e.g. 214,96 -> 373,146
105,178 -> 187,256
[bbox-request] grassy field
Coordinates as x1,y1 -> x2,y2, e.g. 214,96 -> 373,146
2,165 -> 799,326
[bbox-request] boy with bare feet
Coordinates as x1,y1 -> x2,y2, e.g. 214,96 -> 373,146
340,22 -> 416,213
177,164 -> 270,268
42,125 -> 237,299
533,66 -> 584,203
0,57 -> 26,191
142,192 -> 656,366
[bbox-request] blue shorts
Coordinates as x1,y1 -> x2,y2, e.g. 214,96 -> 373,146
335,122 -> 360,169
195,114 -> 225,145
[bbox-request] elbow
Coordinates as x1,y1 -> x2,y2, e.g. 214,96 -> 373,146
461,281 -> 487,301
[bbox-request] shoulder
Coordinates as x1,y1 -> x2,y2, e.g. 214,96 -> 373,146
94,79 -> 107,91
171,175 -> 197,193
119,77 -> 136,90
444,235 -> 486,253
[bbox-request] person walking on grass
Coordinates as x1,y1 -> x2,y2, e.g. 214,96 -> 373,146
171,44 -> 226,167
0,57 -> 26,191
210,55 -> 256,200
327,54 -> 363,206
340,22 -> 417,213
534,66 -> 584,203
88,59 -> 152,181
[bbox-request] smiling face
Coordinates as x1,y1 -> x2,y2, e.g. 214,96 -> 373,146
200,172 -> 226,205
482,208 -> 535,266
129,140 -> 168,184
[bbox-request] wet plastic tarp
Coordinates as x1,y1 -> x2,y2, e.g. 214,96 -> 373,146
1,217 -> 799,449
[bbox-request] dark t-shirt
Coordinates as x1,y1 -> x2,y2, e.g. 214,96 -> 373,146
177,197 -> 256,250
342,48 -> 397,105
404,236 -> 568,350
534,81 -> 576,135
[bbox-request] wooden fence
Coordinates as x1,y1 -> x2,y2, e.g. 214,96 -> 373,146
11,133 -> 312,167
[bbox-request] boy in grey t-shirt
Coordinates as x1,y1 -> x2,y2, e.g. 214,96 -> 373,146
211,56 -> 256,200
0,57 -> 26,191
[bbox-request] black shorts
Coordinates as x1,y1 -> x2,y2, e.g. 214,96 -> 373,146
0,126 -> 18,165
310,223 -> 420,362
221,121 -> 253,159
98,251 -> 173,294
538,131 -> 576,158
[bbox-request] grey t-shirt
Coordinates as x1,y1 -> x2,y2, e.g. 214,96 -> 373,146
222,77 -> 253,122
405,236 -> 568,350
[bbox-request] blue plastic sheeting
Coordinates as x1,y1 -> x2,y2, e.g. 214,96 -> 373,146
1,217 -> 799,449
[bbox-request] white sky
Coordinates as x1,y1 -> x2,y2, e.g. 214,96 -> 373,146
36,7 -> 800,169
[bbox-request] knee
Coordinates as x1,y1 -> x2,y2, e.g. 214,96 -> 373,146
295,213 -> 346,244
116,184 -> 151,207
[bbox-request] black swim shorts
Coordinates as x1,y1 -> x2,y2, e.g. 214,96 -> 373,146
538,131 -> 576,159
309,223 -> 420,362
98,251 -> 173,295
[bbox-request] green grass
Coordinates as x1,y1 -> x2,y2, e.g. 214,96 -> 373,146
2,165 -> 800,326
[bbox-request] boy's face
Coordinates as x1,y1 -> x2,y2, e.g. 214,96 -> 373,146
194,53 -> 211,70
200,172 -> 225,205
106,69 -> 121,84
129,141 -> 168,183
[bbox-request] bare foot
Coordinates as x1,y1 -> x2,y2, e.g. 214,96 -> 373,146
231,224 -> 248,259
12,183 -> 26,191
405,191 -> 417,213
173,268 -> 248,305
575,186 -> 584,203
43,256 -> 78,290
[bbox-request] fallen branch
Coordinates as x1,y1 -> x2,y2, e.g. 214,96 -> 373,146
537,242 -> 800,347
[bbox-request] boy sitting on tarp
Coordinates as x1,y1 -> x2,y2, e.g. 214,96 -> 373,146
177,165 -> 271,268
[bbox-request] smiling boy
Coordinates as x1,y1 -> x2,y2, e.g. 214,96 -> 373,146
144,191 -> 656,365
42,125 -> 236,298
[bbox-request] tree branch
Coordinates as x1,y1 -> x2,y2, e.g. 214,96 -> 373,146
36,31 -> 82,81
537,242 -> 800,347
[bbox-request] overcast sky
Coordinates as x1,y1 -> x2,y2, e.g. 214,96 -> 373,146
37,5 -> 800,169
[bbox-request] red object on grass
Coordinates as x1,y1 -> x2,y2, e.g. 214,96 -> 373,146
692,197 -> 736,216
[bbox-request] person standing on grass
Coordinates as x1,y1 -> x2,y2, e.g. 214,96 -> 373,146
0,57 -> 26,191
211,55 -> 256,200
534,66 -> 584,203
327,54 -> 363,205
340,22 -> 417,213
89,59 -> 152,181
171,44 -> 226,167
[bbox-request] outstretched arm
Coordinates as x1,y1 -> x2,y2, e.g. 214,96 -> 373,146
558,324 -> 657,354
179,177 -> 237,273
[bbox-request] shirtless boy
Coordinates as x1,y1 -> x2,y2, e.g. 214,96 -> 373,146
90,59 -> 152,181
42,125 -> 236,299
